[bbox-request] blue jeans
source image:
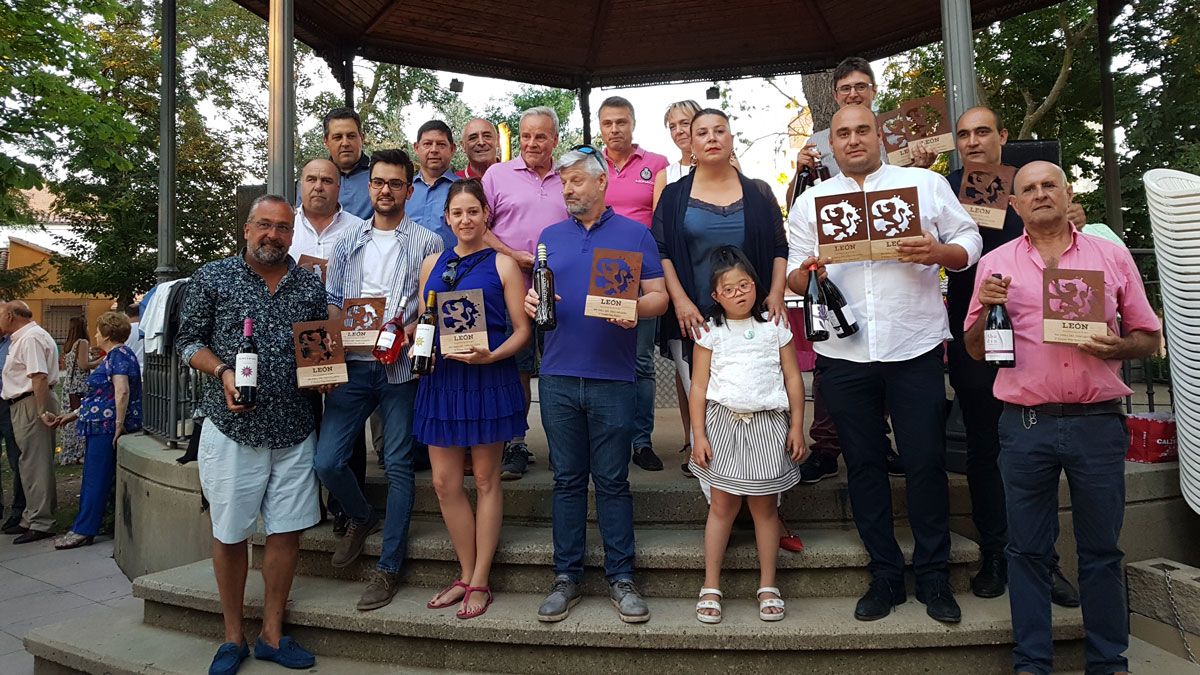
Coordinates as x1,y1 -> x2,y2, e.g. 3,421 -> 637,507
540,375 -> 636,583
314,361 -> 418,573
998,406 -> 1129,675
632,318 -> 657,449
72,433 -> 116,536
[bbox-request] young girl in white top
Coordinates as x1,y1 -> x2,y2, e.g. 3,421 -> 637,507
689,246 -> 807,624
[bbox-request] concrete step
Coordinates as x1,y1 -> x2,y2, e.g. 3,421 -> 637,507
370,463 -> 981,528
132,560 -> 1087,673
23,606 -> 465,674
252,520 -> 979,598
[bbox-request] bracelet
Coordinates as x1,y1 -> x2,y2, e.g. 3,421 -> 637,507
214,364 -> 231,380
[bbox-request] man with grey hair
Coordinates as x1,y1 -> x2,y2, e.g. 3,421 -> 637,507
524,146 -> 668,624
177,194 -> 328,673
291,157 -> 365,263
0,299 -> 60,544
483,106 -> 569,480
458,117 -> 500,179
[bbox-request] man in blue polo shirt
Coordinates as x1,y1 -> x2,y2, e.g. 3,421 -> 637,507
323,108 -> 373,220
524,147 -> 668,625
407,119 -> 460,249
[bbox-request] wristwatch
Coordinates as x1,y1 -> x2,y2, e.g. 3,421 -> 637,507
215,364 -> 232,380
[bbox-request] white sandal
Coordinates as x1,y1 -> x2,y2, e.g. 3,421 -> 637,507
757,586 -> 785,621
696,587 -> 723,624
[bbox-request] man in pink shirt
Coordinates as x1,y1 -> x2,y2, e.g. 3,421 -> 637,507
597,96 -> 670,471
965,161 -> 1160,675
483,106 -> 569,480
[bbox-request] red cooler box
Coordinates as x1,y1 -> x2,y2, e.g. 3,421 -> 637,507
1126,413 -> 1178,463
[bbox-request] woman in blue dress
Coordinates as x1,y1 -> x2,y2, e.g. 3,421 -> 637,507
413,179 -> 530,619
51,311 -> 143,549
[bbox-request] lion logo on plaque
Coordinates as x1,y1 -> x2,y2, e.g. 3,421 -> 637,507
441,297 -> 481,334
297,326 -> 337,364
343,303 -> 379,330
593,258 -> 636,296
906,102 -> 944,139
964,170 -> 1006,207
1047,276 -> 1098,320
819,201 -> 863,241
869,195 -> 916,237
882,116 -> 909,149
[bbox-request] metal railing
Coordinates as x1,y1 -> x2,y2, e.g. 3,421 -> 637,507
141,282 -> 201,448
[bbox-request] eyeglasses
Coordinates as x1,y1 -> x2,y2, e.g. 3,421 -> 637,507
836,82 -> 874,95
441,258 -> 462,286
571,144 -> 607,173
249,220 -> 294,234
369,177 -> 408,191
716,280 -> 755,298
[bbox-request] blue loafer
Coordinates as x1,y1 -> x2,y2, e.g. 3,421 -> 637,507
208,641 -> 249,675
254,636 -> 316,669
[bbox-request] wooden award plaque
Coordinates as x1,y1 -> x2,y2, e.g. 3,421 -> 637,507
437,288 -> 488,355
814,192 -> 871,263
878,109 -> 914,167
292,320 -> 348,388
865,187 -> 924,261
959,162 -> 1016,230
584,248 -> 643,322
901,95 -> 955,154
340,297 -> 385,352
1043,269 -> 1108,344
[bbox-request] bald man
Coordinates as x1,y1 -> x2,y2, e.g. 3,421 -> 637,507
787,105 -> 982,625
964,160 -> 1160,675
291,158 -> 366,262
0,301 -> 61,543
458,118 -> 500,179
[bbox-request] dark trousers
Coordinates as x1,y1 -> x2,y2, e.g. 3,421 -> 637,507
946,337 -> 1008,557
0,401 -> 24,518
998,407 -> 1129,675
809,370 -> 841,458
817,346 -> 951,583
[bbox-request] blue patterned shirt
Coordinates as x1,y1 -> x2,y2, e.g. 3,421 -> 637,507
177,255 -> 327,449
78,344 -> 142,436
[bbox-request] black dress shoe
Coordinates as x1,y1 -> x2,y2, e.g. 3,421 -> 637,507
632,446 -> 663,471
854,577 -> 906,621
2,521 -> 26,535
1051,566 -> 1080,608
916,578 -> 962,624
971,553 -> 1007,598
13,529 -> 55,544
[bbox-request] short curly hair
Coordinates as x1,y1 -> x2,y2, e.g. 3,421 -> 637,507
96,311 -> 132,343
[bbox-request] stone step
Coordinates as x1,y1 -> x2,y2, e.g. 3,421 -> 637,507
367,464 -> 981,528
252,520 -> 979,598
132,560 -> 1087,673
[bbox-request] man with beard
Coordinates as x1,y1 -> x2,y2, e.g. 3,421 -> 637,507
316,148 -> 444,611
177,195 -> 329,674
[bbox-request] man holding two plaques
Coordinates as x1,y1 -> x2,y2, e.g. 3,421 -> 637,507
786,105 -> 982,624
524,147 -> 668,625
316,149 -> 444,612
965,161 -> 1160,675
176,195 -> 328,673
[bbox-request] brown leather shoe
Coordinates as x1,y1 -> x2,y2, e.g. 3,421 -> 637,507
13,529 -> 55,544
331,512 -> 380,568
357,569 -> 402,611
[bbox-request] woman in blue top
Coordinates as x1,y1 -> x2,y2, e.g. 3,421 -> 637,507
413,179 -> 531,620
51,311 -> 143,549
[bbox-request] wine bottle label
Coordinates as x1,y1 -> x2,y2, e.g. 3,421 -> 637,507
412,324 -> 435,358
375,332 -> 396,351
234,353 -> 258,387
808,304 -> 830,333
984,329 -> 1014,361
840,305 -> 856,326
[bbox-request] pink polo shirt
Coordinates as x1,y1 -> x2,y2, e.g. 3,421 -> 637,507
482,155 -> 569,257
966,227 -> 1160,406
604,145 -> 669,227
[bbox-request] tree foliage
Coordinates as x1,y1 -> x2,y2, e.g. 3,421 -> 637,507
484,87 -> 580,158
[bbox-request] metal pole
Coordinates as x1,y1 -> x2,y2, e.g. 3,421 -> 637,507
155,0 -> 178,283
580,85 -> 592,146
267,0 -> 295,201
940,0 -> 978,172
1097,0 -> 1124,236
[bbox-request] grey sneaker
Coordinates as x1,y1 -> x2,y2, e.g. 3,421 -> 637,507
537,574 -> 581,622
609,579 -> 650,623
500,442 -> 532,481
332,511 -> 381,568
357,569 -> 402,611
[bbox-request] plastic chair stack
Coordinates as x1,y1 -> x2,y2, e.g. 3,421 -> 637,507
1144,168 -> 1200,515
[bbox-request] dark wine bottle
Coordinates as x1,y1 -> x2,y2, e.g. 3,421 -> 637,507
794,164 -> 814,199
821,277 -> 859,339
984,273 -> 1015,368
533,243 -> 557,330
814,157 -> 831,184
234,318 -> 257,406
411,291 -> 437,376
803,264 -> 830,342
372,295 -> 409,365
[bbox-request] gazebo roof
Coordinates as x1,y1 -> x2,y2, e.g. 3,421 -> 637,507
231,0 -> 1059,89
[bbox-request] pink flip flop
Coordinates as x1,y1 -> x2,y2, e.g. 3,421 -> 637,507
427,579 -> 469,609
456,585 -> 494,620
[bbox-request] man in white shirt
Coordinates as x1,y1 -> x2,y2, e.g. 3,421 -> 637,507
123,304 -> 144,366
787,105 -> 982,625
290,158 -> 365,265
0,301 -> 62,543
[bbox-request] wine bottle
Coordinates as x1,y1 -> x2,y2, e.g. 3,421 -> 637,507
372,295 -> 409,365
814,157 -> 831,184
821,277 -> 859,339
793,164 -> 814,199
803,264 -> 830,342
234,318 -> 258,406
533,243 -> 557,330
412,291 -> 437,376
984,273 -> 1015,368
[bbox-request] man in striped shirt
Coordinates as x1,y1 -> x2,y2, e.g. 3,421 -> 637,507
315,148 -> 444,612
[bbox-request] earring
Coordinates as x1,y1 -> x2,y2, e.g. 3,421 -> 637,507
690,153 -> 698,164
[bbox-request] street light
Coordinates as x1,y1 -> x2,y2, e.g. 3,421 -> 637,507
449,78 -> 464,93
706,84 -> 719,100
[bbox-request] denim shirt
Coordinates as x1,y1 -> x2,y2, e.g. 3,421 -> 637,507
176,255 -> 327,449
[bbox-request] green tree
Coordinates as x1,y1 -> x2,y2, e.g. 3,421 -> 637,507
0,262 -> 48,302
